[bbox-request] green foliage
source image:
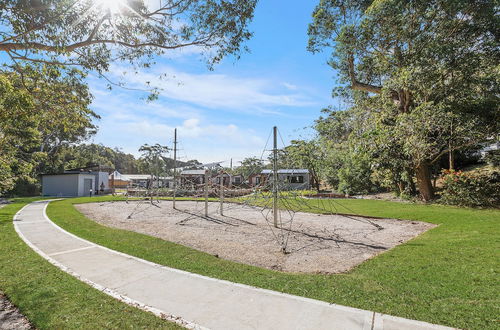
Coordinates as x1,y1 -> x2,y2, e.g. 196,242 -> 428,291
439,170 -> 500,208
238,157 -> 264,178
314,107 -> 381,194
337,150 -> 377,195
484,149 -> 500,167
138,143 -> 170,176
0,74 -> 39,194
308,0 -> 499,200
280,140 -> 324,191
0,0 -> 257,72
40,142 -> 201,178
0,65 -> 97,196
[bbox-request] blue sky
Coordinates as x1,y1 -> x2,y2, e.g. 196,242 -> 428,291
88,1 -> 338,165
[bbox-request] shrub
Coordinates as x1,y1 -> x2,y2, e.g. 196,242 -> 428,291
336,152 -> 378,195
484,149 -> 500,167
438,170 -> 500,208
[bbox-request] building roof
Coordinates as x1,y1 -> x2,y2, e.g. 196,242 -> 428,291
261,169 -> 309,174
122,174 -> 152,180
65,164 -> 114,172
181,169 -> 206,175
41,171 -> 94,176
110,171 -> 173,181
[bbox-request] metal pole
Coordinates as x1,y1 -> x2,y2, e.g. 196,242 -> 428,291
220,171 -> 224,216
273,126 -> 278,228
173,128 -> 177,209
111,172 -> 115,195
204,169 -> 209,217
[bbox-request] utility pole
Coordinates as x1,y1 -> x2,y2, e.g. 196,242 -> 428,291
230,158 -> 233,170
220,171 -> 224,216
273,126 -> 278,228
204,169 -> 209,217
173,128 -> 177,209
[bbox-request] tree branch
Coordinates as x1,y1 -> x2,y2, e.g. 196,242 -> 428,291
429,139 -> 486,164
347,54 -> 382,94
0,38 -> 209,53
347,53 -> 399,100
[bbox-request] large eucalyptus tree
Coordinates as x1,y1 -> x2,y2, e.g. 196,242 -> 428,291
0,0 -> 257,71
308,0 -> 499,200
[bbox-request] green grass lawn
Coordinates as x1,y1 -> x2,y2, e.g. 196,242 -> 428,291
0,198 -> 181,329
44,196 -> 500,329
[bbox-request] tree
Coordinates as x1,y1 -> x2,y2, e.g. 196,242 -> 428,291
138,143 -> 170,180
308,0 -> 499,200
238,157 -> 264,178
282,140 -> 324,192
315,107 -> 381,195
0,75 -> 39,194
6,65 -> 97,153
0,0 -> 257,76
0,64 -> 99,195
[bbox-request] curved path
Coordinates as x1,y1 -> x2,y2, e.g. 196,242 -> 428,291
14,200 -> 452,330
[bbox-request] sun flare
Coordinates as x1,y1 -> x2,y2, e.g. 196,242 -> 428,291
94,0 -> 126,14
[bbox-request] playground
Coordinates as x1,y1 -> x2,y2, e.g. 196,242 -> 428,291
76,200 -> 434,273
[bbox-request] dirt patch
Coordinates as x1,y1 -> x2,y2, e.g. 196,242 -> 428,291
76,201 -> 435,274
0,292 -> 33,330
354,192 -> 410,202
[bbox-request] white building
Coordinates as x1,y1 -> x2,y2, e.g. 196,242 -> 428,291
109,171 -> 174,188
260,169 -> 311,190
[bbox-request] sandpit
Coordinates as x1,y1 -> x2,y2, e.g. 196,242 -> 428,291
75,201 -> 434,273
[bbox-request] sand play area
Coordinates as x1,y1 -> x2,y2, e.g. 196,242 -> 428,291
76,200 -> 435,273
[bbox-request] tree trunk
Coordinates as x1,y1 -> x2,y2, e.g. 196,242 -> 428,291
415,162 -> 434,201
312,174 -> 320,192
449,149 -> 454,170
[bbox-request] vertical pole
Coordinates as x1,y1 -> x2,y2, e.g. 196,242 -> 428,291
173,128 -> 177,209
156,154 -> 159,203
111,172 -> 115,195
273,126 -> 278,228
220,172 -> 224,216
204,169 -> 209,217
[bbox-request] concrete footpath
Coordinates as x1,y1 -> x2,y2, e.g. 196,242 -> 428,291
14,201 -> 454,330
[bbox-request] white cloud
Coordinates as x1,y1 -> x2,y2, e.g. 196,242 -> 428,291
106,64 -> 316,113
283,82 -> 298,90
85,61 -> 319,163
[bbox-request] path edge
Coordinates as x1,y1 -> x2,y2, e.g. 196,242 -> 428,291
13,200 -> 206,330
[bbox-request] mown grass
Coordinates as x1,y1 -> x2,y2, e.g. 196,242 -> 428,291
47,196 -> 500,329
0,198 -> 181,329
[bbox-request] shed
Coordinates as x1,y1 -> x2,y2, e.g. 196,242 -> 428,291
180,169 -> 206,185
41,172 -> 96,197
259,169 -> 311,190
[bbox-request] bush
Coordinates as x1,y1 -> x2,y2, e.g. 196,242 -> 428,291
484,149 -> 500,167
438,170 -> 500,208
336,152 -> 378,195
6,178 -> 40,197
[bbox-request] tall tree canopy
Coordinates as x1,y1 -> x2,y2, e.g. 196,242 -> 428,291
279,140 -> 324,192
138,143 -> 170,177
308,0 -> 499,200
238,157 -> 264,178
0,65 -> 97,195
0,0 -> 258,72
